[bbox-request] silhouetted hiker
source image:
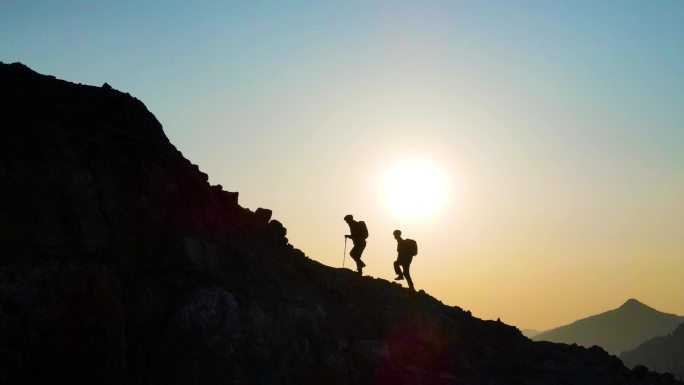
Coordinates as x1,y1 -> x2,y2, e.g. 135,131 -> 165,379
393,230 -> 417,290
344,214 -> 368,275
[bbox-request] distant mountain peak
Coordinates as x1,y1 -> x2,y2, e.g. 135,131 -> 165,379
534,297 -> 682,355
617,298 -> 655,312
621,298 -> 645,307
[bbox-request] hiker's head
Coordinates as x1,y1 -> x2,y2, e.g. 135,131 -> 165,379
393,229 -> 402,239
344,214 -> 353,223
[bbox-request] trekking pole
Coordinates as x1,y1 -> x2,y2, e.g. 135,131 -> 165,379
342,237 -> 347,268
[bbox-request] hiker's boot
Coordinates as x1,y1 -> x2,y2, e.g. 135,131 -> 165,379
394,275 -> 404,281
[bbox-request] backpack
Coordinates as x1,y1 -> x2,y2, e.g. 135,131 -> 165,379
357,221 -> 369,240
403,239 -> 418,257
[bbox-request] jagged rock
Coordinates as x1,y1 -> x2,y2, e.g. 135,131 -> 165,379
0,62 -> 681,385
268,219 -> 287,238
255,207 -> 273,223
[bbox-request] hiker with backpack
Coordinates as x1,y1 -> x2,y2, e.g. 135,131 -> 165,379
344,214 -> 369,275
393,230 -> 417,290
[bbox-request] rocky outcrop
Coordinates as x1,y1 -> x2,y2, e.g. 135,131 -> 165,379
0,62 -> 680,385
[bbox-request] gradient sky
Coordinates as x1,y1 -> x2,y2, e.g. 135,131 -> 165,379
3,1 -> 683,330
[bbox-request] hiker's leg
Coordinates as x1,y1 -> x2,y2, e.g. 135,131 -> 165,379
394,260 -> 403,276
356,242 -> 366,267
348,245 -> 362,273
403,263 -> 414,289
350,244 -> 360,260
349,245 -> 360,265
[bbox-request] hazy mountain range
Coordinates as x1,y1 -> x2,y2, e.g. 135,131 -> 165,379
533,299 -> 684,355
621,322 -> 684,381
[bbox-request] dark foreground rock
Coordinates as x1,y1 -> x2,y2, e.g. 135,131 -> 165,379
0,62 -> 680,385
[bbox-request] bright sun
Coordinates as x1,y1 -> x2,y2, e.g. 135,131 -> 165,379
380,157 -> 449,219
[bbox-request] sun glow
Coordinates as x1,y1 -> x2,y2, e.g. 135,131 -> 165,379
380,157 -> 449,220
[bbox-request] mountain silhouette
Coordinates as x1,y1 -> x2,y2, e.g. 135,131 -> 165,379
534,299 -> 684,355
0,62 -> 680,385
620,322 -> 684,380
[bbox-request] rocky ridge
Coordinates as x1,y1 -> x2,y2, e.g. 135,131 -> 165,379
0,62 -> 680,385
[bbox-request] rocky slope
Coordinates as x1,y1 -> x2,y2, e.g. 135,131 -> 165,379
534,299 -> 684,356
621,322 -> 684,380
0,62 -> 680,385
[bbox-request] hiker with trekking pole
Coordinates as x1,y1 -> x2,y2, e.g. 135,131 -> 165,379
343,214 -> 368,275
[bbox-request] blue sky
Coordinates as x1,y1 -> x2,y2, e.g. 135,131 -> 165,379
2,1 -> 684,329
